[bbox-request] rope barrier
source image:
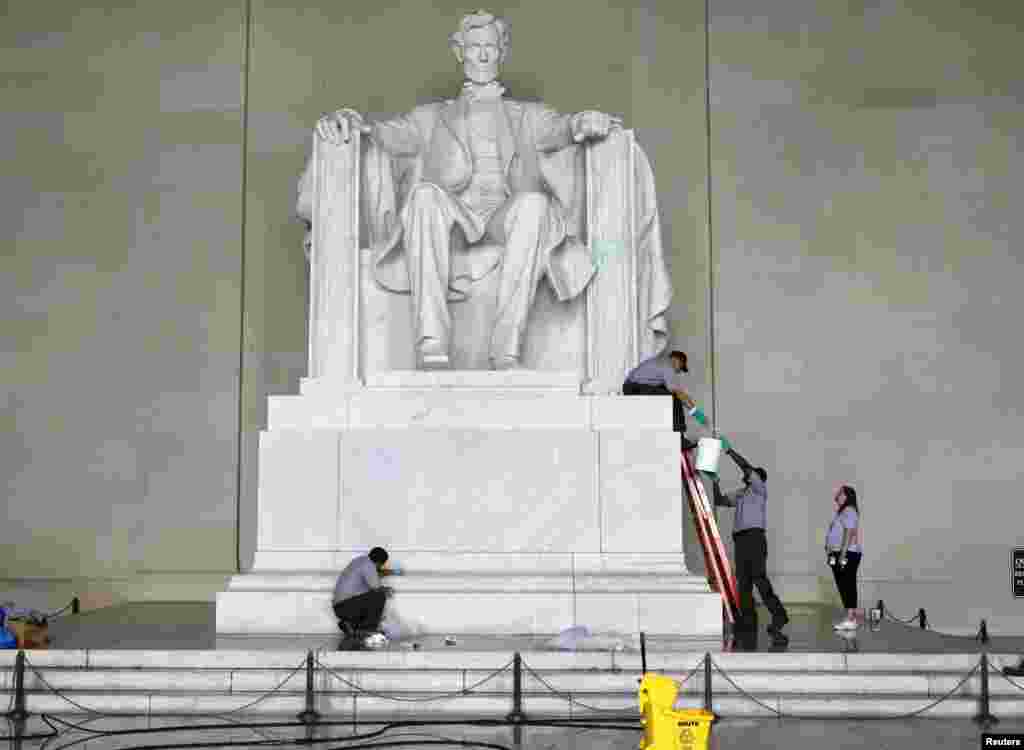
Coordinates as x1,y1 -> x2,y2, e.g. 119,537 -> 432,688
990,655 -> 1024,694
880,610 -> 1001,645
22,654 -> 309,718
1,598 -> 78,624
882,609 -> 924,626
204,657 -> 310,717
41,598 -> 79,619
2,643 -> 1012,739
518,654 -> 705,715
316,655 -> 515,703
43,712 -> 290,745
51,732 -> 513,750
0,716 -> 58,743
707,654 -> 984,720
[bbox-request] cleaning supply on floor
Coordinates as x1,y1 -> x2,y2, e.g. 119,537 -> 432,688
553,625 -> 591,650
0,607 -> 17,649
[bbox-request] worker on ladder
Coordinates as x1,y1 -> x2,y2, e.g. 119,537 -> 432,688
713,451 -> 790,642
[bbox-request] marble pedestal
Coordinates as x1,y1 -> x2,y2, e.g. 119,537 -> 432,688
216,372 -> 721,636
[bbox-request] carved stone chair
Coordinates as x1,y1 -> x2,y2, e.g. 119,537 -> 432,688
304,128 -> 665,393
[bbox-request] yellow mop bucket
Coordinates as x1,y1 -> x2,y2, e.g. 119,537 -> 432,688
673,708 -> 714,750
639,673 -> 715,750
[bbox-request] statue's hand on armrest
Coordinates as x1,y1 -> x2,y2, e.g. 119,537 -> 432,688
316,108 -> 372,145
571,110 -> 624,143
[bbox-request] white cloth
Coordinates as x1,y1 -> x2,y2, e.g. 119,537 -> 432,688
378,599 -> 424,641
545,625 -> 638,652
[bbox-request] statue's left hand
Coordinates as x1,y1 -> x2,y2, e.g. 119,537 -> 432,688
571,110 -> 624,143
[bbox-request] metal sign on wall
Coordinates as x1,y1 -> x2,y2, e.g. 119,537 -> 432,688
1013,548 -> 1024,598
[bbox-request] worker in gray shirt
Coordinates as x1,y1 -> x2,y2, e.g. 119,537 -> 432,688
622,350 -> 698,451
714,464 -> 789,638
332,547 -> 394,638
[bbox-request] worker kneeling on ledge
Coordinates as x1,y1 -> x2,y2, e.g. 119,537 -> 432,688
333,547 -> 395,640
622,350 -> 698,451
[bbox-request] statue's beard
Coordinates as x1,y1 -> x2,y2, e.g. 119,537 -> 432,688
464,64 -> 499,85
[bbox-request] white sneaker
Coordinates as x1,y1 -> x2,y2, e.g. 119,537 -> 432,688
833,619 -> 858,631
363,632 -> 389,649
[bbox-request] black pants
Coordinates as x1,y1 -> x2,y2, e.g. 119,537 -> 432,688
733,529 -> 788,629
622,381 -> 686,443
830,552 -> 862,609
332,589 -> 387,632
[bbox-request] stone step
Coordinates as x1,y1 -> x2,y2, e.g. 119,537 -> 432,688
268,391 -> 671,431
360,370 -> 584,391
244,551 -> 697,574
3,649 -> 1021,718
225,571 -> 708,593
5,648 -> 1012,672
217,571 -> 722,636
11,689 -> 1024,719
5,666 -> 1023,698
303,371 -> 585,394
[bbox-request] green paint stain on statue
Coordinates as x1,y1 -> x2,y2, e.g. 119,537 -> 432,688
590,239 -> 626,270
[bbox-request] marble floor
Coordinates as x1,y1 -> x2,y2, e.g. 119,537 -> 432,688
37,601 -> 1024,656
2,713 -> 1022,749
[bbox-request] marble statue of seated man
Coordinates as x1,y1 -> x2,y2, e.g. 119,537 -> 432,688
306,10 -> 622,370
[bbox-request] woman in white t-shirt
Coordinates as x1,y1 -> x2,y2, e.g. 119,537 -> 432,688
825,485 -> 862,630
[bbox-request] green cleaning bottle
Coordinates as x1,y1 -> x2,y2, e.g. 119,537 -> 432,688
687,404 -> 733,453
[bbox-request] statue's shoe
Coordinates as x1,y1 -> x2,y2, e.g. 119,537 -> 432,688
418,340 -> 451,369
419,353 -> 451,369
490,356 -> 523,371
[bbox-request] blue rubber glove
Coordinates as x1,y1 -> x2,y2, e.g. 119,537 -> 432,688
688,406 -> 707,426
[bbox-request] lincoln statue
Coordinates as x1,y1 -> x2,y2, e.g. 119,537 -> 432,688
299,10 -> 625,371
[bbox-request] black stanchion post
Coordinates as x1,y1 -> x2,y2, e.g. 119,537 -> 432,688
918,608 -> 927,630
296,651 -> 321,725
703,652 -> 712,713
71,597 -> 80,615
7,650 -> 29,723
973,651 -> 998,727
979,619 -> 989,645
640,632 -> 647,674
10,716 -> 26,750
877,600 -> 884,619
506,652 -> 525,723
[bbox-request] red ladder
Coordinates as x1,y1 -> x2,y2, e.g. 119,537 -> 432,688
681,449 -> 741,624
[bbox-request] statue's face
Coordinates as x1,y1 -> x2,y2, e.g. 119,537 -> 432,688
462,24 -> 502,84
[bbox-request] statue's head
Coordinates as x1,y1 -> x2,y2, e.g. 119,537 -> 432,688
449,10 -> 510,85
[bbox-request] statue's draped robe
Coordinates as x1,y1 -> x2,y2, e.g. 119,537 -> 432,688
297,98 -> 674,360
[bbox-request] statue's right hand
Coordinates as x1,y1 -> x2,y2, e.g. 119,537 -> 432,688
315,109 -> 370,144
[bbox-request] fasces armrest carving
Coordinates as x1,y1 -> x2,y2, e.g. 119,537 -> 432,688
308,132 -> 361,383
